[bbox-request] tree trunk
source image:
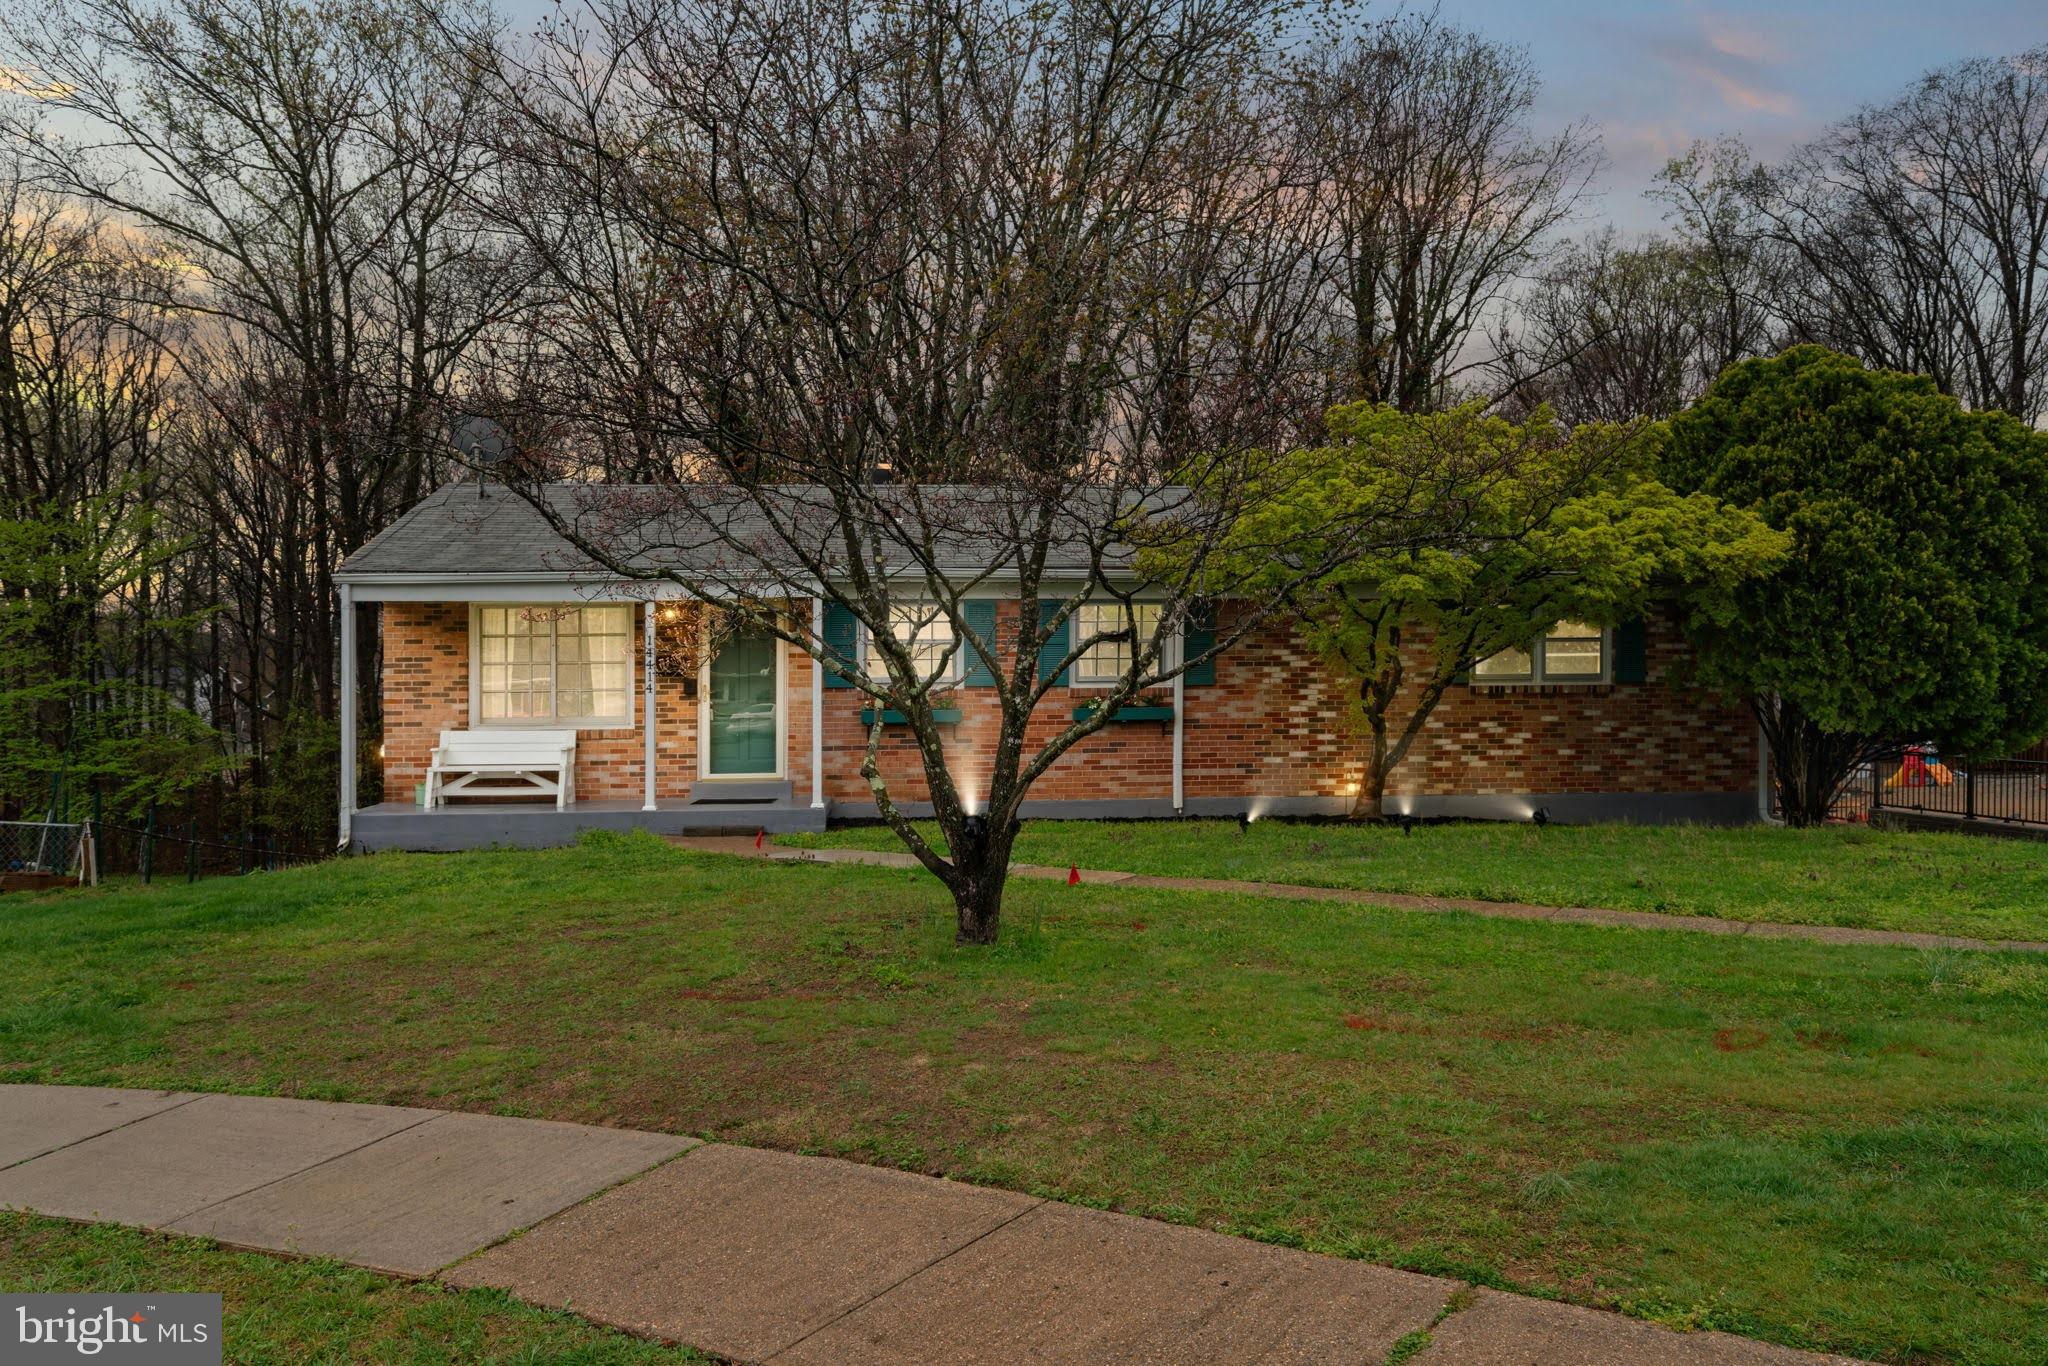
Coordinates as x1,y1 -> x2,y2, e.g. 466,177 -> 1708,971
1758,696 -> 1866,827
949,847 -> 1010,945
952,866 -> 1006,945
1776,738 -> 1851,827
1773,754 -> 1819,827
1352,718 -> 1390,820
940,810 -> 1015,945
1348,669 -> 1399,821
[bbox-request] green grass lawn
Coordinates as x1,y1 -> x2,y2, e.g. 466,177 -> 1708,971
0,1213 -> 701,1363
783,818 -> 2048,941
5,833 -> 2046,1364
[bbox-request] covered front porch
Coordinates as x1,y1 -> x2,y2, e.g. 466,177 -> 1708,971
337,578 -> 834,852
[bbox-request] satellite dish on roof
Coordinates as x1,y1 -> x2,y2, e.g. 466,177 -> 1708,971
452,416 -> 510,466
451,416 -> 511,500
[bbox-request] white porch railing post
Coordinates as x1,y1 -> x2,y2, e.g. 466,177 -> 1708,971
811,592 -> 826,810
338,582 -> 356,848
643,600 -> 658,811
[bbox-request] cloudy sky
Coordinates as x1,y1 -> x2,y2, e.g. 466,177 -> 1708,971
487,0 -> 2043,237
1446,0 -> 2044,231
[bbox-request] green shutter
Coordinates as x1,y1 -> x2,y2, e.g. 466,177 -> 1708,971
822,601 -> 858,688
1036,599 -> 1069,685
962,599 -> 997,686
1182,602 -> 1217,686
1612,618 -> 1648,684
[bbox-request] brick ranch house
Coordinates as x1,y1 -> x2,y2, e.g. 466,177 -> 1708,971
336,483 -> 1766,851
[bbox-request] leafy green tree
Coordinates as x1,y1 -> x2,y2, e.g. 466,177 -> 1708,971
1218,402 -> 1785,819
0,484 -> 233,819
1663,345 -> 2048,825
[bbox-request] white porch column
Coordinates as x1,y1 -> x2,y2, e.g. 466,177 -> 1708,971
643,600 -> 658,811
338,582 -> 356,848
810,592 -> 826,809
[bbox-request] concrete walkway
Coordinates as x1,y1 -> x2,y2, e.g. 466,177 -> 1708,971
1,1085 -> 1862,1364
669,835 -> 2048,955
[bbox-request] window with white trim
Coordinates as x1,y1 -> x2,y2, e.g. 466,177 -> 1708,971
866,601 -> 958,682
1472,620 -> 1608,684
476,605 -> 633,724
1074,601 -> 1167,685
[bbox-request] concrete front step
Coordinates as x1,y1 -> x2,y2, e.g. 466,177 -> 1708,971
686,778 -> 793,804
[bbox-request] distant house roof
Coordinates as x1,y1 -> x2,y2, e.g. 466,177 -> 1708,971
338,480 -> 1174,583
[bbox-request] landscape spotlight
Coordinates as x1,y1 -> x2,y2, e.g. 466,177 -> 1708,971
1399,813 -> 1415,836
1532,806 -> 1551,828
1237,810 -> 1252,835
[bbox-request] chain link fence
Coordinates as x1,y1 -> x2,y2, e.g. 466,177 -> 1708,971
0,820 -> 91,886
3,778 -> 341,893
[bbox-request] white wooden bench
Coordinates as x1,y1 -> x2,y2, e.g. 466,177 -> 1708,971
425,729 -> 578,809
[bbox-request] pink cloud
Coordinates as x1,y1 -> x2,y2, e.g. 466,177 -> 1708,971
1644,16 -> 1800,120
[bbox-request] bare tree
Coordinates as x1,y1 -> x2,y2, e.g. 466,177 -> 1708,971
1648,140 -> 1786,379
1746,49 -> 2048,422
1490,230 -> 1748,425
0,164 -> 225,814
446,0 -> 1442,941
1290,9 -> 1601,412
1,0 -> 526,838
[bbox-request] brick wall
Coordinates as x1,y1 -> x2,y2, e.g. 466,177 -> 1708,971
380,598 -> 1756,810
1382,611 -> 1755,798
379,602 -> 469,803
812,600 -> 1754,806
378,602 -> 698,804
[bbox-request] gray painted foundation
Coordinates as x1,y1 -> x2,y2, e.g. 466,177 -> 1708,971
829,790 -> 1757,827
350,798 -> 826,852
354,787 -> 1756,852
1384,791 -> 1756,826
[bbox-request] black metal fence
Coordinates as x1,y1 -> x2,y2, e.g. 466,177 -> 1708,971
15,773 -> 333,891
1810,748 -> 2048,831
94,811 -> 327,884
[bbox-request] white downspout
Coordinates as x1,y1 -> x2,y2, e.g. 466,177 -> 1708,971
1756,713 -> 1777,824
643,600 -> 658,811
338,582 -> 356,849
811,592 -> 826,809
1171,631 -> 1185,815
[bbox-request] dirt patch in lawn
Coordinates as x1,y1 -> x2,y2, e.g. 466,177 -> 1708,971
1713,1027 -> 1772,1053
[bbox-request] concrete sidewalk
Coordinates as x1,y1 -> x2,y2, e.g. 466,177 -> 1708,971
670,835 -> 2048,955
0,1085 -> 687,1275
1,1085 -> 1862,1364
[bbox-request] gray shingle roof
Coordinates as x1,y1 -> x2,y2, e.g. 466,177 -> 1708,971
339,481 -> 1167,580
341,483 -> 619,577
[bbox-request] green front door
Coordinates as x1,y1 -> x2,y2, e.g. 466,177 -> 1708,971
708,629 -> 779,775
